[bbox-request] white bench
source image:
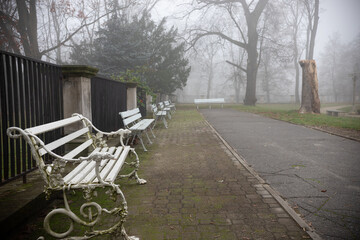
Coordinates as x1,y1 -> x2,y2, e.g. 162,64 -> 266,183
158,101 -> 172,119
164,100 -> 176,112
7,113 -> 145,240
326,110 -> 346,117
151,104 -> 168,128
194,98 -> 225,109
119,108 -> 156,152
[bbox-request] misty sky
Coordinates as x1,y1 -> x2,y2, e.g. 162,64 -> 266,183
152,0 -> 360,59
315,0 -> 360,57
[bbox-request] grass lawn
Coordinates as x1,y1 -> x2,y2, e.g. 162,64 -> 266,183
228,103 -> 360,130
178,103 -> 360,131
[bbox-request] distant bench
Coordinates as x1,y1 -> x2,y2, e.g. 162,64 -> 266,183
326,110 -> 346,117
194,98 -> 225,109
119,108 -> 156,152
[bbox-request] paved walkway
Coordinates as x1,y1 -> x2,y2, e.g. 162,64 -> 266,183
5,108 -> 314,239
201,108 -> 360,240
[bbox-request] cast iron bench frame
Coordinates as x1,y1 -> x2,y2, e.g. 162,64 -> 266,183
7,113 -> 145,240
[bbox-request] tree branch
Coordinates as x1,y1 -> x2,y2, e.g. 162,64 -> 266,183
189,30 -> 247,50
226,60 -> 247,73
226,4 -> 247,44
40,1 -> 133,57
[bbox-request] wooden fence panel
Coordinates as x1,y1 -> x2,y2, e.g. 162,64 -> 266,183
91,76 -> 127,132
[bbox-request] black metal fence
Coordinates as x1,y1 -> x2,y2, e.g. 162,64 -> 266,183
91,76 -> 127,131
0,50 -> 63,185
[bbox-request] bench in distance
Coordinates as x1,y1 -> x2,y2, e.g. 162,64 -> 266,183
119,108 -> 156,152
194,98 -> 225,109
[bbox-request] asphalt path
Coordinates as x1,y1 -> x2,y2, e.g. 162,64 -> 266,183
201,108 -> 360,240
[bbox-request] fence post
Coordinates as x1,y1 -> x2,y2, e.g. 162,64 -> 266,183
62,65 -> 98,133
126,82 -> 137,110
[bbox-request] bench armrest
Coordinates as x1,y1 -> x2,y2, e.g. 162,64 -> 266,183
72,113 -> 131,147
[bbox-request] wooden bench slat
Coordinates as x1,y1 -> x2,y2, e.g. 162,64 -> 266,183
129,119 -> 154,131
63,139 -> 93,159
69,147 -> 109,184
94,147 -> 124,183
105,146 -> 130,182
63,147 -> 101,183
156,111 -> 167,116
123,113 -> 142,126
26,116 -> 81,135
80,147 -> 116,184
120,108 -> 139,119
39,127 -> 90,156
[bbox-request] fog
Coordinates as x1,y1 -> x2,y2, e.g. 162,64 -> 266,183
2,0 -> 359,105
151,0 -> 360,104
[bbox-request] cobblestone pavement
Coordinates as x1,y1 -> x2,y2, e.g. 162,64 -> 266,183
121,109 -> 312,239
5,108 -> 314,239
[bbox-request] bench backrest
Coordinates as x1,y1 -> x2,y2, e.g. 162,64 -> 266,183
158,102 -> 165,109
194,98 -> 225,104
7,114 -> 94,187
119,108 -> 142,127
151,104 -> 159,113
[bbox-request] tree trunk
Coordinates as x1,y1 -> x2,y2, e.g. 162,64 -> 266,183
234,74 -> 241,104
16,0 -> 41,59
293,21 -> 300,104
295,61 -> 300,103
241,0 -> 268,106
299,60 -> 320,113
206,59 -> 213,99
244,23 -> 259,106
307,0 -> 319,60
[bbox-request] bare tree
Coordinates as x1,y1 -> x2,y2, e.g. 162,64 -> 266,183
0,0 -> 134,60
303,0 -> 319,60
299,60 -> 320,113
226,44 -> 246,103
319,32 -> 344,102
196,39 -> 221,98
283,0 -> 305,103
188,0 -> 269,105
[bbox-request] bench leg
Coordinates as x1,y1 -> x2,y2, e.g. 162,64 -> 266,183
167,111 -> 172,120
138,133 -> 148,152
149,126 -> 156,138
152,117 -> 158,129
162,117 -> 168,128
42,186 -> 138,240
145,131 -> 153,144
119,148 -> 147,185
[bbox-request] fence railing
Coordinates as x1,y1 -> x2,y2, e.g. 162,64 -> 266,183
0,50 -> 63,185
91,76 -> 127,131
0,51 -> 147,185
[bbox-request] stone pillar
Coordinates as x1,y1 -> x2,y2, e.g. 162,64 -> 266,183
126,83 -> 137,110
146,94 -> 153,114
62,65 -> 98,134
